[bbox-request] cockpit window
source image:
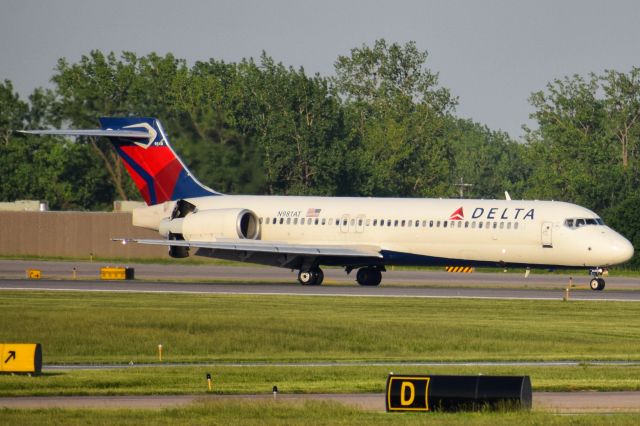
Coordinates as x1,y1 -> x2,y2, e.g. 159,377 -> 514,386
564,217 -> 604,228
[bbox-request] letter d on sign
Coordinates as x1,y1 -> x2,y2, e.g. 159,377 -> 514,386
401,381 -> 415,406
386,375 -> 430,412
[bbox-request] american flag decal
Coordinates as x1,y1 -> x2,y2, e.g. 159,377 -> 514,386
306,208 -> 322,217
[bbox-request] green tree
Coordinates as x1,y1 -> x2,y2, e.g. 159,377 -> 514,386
333,39 -> 457,197
0,80 -> 29,145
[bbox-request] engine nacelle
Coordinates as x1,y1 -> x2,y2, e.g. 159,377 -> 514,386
159,208 -> 260,241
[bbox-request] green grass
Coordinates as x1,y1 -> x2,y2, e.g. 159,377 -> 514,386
1,401 -> 639,425
0,291 -> 639,363
2,364 -> 640,396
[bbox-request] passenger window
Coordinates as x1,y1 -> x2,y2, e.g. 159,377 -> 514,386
486,221 -> 490,229
366,219 -> 370,226
272,218 -> 277,224
387,220 -> 392,226
507,222 -> 512,230
458,221 -> 462,228
401,220 -> 406,227
259,218 -> 263,224
373,219 -> 378,226
514,222 -> 519,230
443,221 -> 448,228
500,222 -> 504,229
464,221 -> 469,228
479,222 -> 483,229
286,218 -> 291,224
436,221 -> 441,227
429,220 -> 434,227
279,218 -> 284,224
415,220 -> 420,227
322,218 -> 326,225
471,222 -> 476,229
358,219 -> 363,226
422,220 -> 427,227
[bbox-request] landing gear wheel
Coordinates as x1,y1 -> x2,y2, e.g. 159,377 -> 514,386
310,268 -> 324,286
589,277 -> 605,291
298,268 -> 324,286
298,271 -> 313,285
356,267 -> 382,286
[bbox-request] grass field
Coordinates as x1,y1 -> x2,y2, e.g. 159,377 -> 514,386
0,291 -> 638,363
2,364 -> 640,396
1,290 -> 639,422
2,400 -> 640,426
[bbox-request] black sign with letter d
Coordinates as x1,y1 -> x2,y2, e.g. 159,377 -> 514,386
386,375 -> 430,412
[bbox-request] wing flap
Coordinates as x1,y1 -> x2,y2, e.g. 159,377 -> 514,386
114,238 -> 382,258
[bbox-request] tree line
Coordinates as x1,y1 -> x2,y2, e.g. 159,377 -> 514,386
1,39 -> 638,266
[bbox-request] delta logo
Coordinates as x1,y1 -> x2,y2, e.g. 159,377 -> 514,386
448,206 -> 536,221
449,207 -> 464,220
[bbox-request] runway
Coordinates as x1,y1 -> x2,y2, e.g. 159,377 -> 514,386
1,392 -> 639,412
1,260 -> 639,301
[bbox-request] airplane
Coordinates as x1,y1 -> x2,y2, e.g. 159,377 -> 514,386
22,117 -> 634,290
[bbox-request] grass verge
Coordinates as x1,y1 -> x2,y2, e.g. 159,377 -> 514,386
2,364 -> 640,396
0,291 -> 639,363
1,400 -> 640,425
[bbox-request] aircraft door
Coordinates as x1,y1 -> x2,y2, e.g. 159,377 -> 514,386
541,222 -> 553,248
340,214 -> 350,233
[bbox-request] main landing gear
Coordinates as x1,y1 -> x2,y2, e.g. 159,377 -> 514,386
297,268 -> 324,286
297,265 -> 385,286
589,267 -> 607,291
355,266 -> 383,286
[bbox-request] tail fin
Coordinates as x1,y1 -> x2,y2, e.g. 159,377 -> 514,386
98,117 -> 218,205
21,117 -> 219,205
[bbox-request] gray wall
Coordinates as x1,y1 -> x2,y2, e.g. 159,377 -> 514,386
0,211 -> 167,259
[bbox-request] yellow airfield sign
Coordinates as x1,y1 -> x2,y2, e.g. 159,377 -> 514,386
0,343 -> 42,374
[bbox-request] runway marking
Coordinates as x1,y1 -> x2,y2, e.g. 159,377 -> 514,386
1,286 -> 639,302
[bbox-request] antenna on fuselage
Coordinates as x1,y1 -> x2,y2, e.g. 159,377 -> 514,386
454,177 -> 473,198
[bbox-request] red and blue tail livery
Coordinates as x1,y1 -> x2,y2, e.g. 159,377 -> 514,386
22,117 -> 218,205
98,118 -> 218,205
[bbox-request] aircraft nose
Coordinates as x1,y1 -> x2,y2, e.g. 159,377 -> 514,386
609,234 -> 634,265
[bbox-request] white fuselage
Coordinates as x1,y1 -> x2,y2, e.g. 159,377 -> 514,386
137,195 -> 634,268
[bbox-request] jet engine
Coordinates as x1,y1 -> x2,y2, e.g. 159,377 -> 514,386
159,208 -> 260,242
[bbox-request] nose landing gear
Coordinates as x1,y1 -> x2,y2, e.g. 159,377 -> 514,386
589,268 -> 607,291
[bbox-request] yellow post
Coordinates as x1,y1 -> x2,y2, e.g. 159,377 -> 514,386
207,373 -> 212,391
564,287 -> 570,301
158,344 -> 163,361
72,267 -> 77,280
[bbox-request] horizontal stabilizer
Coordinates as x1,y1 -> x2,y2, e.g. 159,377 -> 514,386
20,129 -> 151,139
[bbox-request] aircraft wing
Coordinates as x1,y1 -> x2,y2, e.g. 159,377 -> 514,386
114,238 -> 383,258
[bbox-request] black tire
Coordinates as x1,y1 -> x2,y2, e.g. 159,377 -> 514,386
298,268 -> 324,286
356,267 -> 382,286
597,278 -> 605,291
589,278 -> 600,291
310,268 -> 324,286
